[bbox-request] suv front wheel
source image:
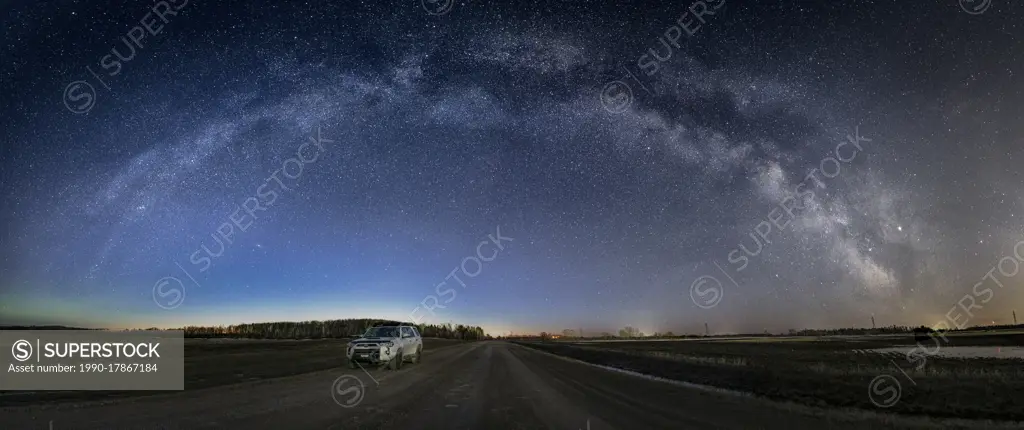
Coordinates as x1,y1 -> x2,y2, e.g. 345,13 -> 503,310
388,351 -> 403,370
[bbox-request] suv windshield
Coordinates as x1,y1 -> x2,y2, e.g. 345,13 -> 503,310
363,326 -> 399,338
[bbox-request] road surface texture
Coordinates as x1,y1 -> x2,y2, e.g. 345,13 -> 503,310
1,342 -> 1016,429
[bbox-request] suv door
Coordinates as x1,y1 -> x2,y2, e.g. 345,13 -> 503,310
408,327 -> 422,354
400,326 -> 415,353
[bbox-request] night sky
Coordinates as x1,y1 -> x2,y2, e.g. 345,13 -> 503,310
2,0 -> 1023,336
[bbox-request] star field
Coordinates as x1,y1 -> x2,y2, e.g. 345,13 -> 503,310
1,0 -> 1023,335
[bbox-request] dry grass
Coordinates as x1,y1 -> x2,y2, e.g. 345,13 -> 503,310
516,331 -> 1024,422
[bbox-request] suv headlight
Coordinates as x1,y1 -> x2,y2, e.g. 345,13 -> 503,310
382,341 -> 394,347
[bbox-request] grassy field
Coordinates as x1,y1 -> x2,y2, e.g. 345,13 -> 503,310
1,337 -> 464,405
517,331 -> 1024,422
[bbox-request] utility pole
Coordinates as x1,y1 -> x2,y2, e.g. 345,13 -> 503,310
871,315 -> 876,329
704,322 -> 709,337
1014,310 -> 1018,325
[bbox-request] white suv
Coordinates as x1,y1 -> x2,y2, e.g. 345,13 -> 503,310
346,325 -> 423,370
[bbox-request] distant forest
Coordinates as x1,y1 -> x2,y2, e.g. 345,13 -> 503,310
175,319 -> 488,340
0,325 -> 99,330
507,323 -> 1024,340
784,323 -> 1024,336
1,319 -> 489,340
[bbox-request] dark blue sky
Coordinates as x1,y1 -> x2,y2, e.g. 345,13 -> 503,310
2,0 -> 1023,335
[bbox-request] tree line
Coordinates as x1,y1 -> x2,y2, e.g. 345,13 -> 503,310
510,323 -> 1024,341
175,318 -> 488,340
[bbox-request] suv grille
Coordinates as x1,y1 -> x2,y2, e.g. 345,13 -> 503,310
352,342 -> 380,350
